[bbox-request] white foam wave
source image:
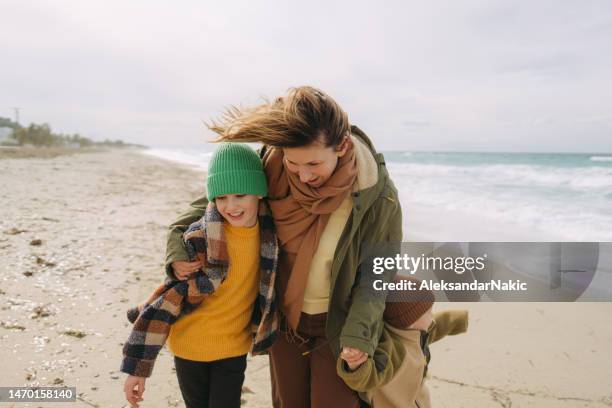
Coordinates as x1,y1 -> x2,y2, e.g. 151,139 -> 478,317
142,148 -> 212,171
591,156 -> 612,162
387,162 -> 612,241
387,162 -> 612,192
139,149 -> 612,240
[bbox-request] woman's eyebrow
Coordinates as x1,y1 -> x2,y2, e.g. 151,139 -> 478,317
286,158 -> 320,165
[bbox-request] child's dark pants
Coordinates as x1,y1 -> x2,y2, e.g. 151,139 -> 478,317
174,354 -> 247,408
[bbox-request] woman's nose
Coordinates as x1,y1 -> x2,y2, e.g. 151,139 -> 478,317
299,169 -> 313,183
224,198 -> 236,210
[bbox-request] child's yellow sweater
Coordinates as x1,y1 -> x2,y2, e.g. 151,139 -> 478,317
167,222 -> 260,361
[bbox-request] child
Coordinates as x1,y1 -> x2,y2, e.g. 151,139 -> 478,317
120,143 -> 278,408
337,276 -> 468,408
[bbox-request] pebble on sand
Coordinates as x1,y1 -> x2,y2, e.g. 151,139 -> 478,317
4,227 -> 27,235
62,329 -> 87,339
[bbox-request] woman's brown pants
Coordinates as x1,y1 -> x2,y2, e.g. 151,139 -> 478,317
269,312 -> 361,408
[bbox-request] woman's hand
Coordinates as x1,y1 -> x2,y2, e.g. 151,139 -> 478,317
171,260 -> 202,280
341,347 -> 368,371
124,375 -> 146,408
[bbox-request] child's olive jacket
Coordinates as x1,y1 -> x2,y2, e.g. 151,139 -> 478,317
164,126 -> 402,361
338,310 -> 469,408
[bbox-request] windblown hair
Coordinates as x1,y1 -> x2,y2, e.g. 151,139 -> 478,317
208,86 -> 350,148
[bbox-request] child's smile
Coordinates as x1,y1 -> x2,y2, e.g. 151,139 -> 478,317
215,194 -> 260,228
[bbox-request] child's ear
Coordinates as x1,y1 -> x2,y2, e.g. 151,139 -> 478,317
258,196 -> 263,199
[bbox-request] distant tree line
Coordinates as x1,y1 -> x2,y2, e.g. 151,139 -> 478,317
0,117 -> 19,129
0,116 -> 146,148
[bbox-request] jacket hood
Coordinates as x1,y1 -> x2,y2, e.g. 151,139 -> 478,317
351,129 -> 378,192
348,125 -> 392,220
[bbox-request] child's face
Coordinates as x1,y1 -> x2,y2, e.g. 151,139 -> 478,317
215,194 -> 260,228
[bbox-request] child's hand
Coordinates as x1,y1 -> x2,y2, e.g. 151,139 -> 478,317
171,260 -> 202,280
124,375 -> 146,408
341,347 -> 368,371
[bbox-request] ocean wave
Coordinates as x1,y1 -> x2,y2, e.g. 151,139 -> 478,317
395,183 -> 612,241
387,162 -> 612,241
140,149 -> 612,241
142,148 -> 212,171
590,156 -> 612,162
387,162 -> 612,192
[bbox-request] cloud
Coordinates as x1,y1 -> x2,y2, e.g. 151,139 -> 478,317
1,0 -> 611,152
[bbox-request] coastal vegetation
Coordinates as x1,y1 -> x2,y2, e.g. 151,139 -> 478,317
0,116 -> 145,148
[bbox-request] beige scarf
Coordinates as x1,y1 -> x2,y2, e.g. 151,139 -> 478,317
263,141 -> 357,329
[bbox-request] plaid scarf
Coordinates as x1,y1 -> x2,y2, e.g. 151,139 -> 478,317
120,200 -> 278,377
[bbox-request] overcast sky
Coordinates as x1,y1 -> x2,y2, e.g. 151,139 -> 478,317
1,0 -> 611,152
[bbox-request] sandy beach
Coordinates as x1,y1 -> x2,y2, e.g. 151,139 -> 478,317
1,149 -> 611,408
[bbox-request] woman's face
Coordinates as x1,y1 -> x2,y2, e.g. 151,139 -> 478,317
282,137 -> 349,188
215,194 -> 260,228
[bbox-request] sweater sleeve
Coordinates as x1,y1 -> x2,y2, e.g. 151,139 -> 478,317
165,195 -> 208,279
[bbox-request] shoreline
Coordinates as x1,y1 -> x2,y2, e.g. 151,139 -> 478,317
1,149 -> 611,407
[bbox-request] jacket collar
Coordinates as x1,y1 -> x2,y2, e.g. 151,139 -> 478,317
347,125 -> 390,219
351,132 -> 378,192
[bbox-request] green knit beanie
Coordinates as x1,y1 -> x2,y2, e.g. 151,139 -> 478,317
206,143 -> 268,201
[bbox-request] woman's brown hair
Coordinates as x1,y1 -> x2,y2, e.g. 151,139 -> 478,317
208,86 -> 350,148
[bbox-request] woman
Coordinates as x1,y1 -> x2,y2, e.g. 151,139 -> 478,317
166,86 -> 402,407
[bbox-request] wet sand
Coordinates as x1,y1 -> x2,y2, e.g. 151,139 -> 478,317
1,149 -> 611,407
0,146 -> 96,159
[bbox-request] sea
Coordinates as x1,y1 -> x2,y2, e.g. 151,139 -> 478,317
143,148 -> 612,241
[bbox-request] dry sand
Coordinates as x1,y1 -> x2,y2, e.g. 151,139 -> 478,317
1,149 -> 611,407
